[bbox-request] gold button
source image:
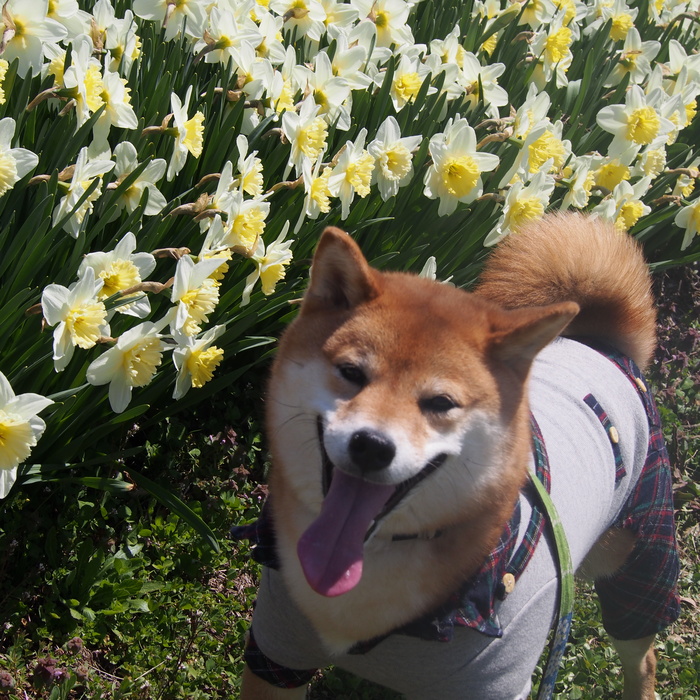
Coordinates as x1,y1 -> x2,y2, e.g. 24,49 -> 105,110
609,426 -> 619,444
502,573 -> 516,594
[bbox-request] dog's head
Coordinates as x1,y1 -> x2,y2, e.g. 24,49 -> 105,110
267,227 -> 578,597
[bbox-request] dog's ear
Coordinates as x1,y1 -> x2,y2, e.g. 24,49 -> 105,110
489,302 -> 580,378
302,227 -> 381,312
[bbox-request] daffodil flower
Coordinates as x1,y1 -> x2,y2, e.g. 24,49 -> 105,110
297,152 -> 333,231
328,128 -> 375,219
86,315 -> 171,413
0,117 -> 39,197
61,35 -> 105,128
133,0 -> 207,41
597,85 -> 675,165
424,117 -> 499,216
172,325 -> 226,399
605,27 -> 660,87
41,266 -> 110,372
0,0 -> 67,77
352,0 -> 413,48
367,116 -> 422,201
111,142 -> 167,217
673,197 -> 700,251
296,51 -> 352,130
171,256 -> 224,336
282,96 -> 329,178
167,85 -> 206,181
0,372 -> 53,498
78,232 -> 157,319
269,0 -> 327,42
590,176 -> 652,231
52,146 -> 115,237
530,11 -> 578,89
92,63 -> 139,146
486,168 -> 556,246
234,135 -> 264,197
241,224 -> 294,306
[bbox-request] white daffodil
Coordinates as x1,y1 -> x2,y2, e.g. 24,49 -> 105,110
386,54 -> 433,111
241,224 -> 294,306
234,135 -> 264,197
529,10 -> 578,89
214,190 -> 271,256
597,85 -> 676,165
0,0 -> 67,77
52,147 -> 115,237
501,119 -> 570,186
485,168 -> 556,246
86,316 -> 171,413
518,0 -> 557,29
269,0 -> 327,42
632,141 -> 667,179
424,117 -> 499,216
459,52 -> 508,118
560,154 -> 596,209
673,197 -> 700,250
295,51 -> 352,131
61,35 -> 105,128
585,0 -> 638,42
282,96 -> 329,178
133,0 -> 207,40
92,63 -> 139,146
297,152 -> 333,231
605,27 -> 660,87
172,325 -> 226,400
78,232 -> 156,319
198,216 -> 233,282
367,116 -> 422,201
93,0 -> 141,75
327,31 -> 373,90
352,0 -> 413,48
0,117 -> 39,197
666,39 -> 700,83
111,142 -> 167,217
590,176 -> 652,231
194,6 -> 262,66
167,86 -> 205,181
171,256 -> 224,336
0,372 -> 53,498
512,83 -> 551,140
46,0 -> 90,40
328,128 -> 375,219
321,0 -> 360,38
255,13 -> 287,65
41,266 -> 110,372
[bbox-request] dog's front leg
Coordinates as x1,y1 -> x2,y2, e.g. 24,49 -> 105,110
240,665 -> 309,699
611,634 -> 657,700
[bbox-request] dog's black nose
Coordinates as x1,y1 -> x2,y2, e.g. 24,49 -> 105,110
348,430 -> 396,472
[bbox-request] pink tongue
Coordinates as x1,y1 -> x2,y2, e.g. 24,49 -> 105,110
297,470 -> 395,597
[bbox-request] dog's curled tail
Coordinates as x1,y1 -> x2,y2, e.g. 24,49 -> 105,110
476,212 -> 657,370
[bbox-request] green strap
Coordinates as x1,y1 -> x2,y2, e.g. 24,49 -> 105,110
528,470 -> 575,699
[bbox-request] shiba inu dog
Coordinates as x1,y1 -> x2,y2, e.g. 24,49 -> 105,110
237,213 -> 680,700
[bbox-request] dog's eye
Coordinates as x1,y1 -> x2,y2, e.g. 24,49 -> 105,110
337,363 -> 367,387
420,395 -> 459,414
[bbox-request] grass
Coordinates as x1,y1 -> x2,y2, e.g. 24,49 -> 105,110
0,267 -> 698,699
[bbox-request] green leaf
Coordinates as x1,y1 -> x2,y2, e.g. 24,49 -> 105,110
126,468 -> 220,552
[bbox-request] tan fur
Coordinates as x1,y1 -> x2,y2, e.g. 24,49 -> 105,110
476,212 -> 657,369
242,216 -> 661,699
